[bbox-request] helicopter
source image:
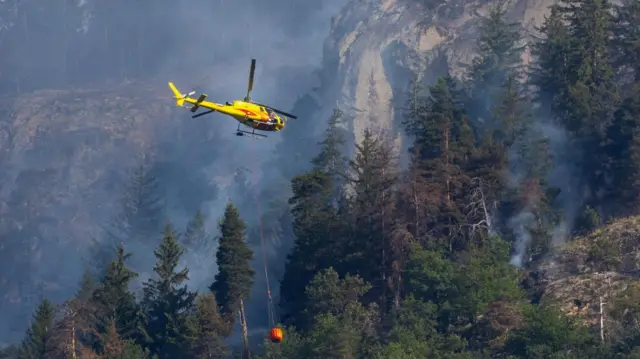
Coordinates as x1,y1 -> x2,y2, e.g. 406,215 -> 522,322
168,59 -> 298,139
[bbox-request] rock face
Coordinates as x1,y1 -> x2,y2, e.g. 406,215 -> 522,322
538,217 -> 640,331
0,80 -> 171,242
321,0 -> 555,145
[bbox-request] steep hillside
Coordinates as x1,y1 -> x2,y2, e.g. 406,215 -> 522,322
0,79 -> 228,342
0,80 -> 169,242
539,217 -> 640,335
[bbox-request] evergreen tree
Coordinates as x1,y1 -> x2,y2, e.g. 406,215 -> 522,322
184,293 -> 228,359
110,161 -> 165,246
403,76 -> 477,251
17,299 -> 56,359
342,129 -> 399,313
559,0 -> 618,216
0,345 -> 18,359
102,319 -> 151,359
530,5 -> 572,120
467,0 -> 525,131
311,108 -> 348,196
182,209 -> 210,252
301,268 -> 378,359
91,243 -> 143,348
605,84 -> 640,215
142,223 -> 197,359
280,109 -> 347,328
613,0 -> 640,81
210,203 -> 255,329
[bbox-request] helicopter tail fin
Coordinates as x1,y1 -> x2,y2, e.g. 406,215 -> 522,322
168,82 -> 189,107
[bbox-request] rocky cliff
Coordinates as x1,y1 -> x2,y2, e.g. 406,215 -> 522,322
321,0 -> 553,146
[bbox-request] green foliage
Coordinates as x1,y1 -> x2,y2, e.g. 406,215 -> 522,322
17,299 -> 56,359
91,243 -> 143,346
210,202 -> 255,327
467,0 -> 525,130
503,304 -> 596,358
142,224 -> 196,359
280,110 -> 348,327
183,293 -> 228,359
613,0 -> 640,79
9,3 -> 640,356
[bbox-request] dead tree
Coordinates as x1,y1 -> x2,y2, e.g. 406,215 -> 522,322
239,298 -> 251,359
464,177 -> 497,238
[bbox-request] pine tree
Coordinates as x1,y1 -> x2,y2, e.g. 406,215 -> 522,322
467,0 -> 525,130
90,243 -> 143,347
530,5 -> 572,120
17,299 -> 56,359
491,74 -> 529,148
210,203 -> 255,329
342,129 -> 399,312
182,209 -> 209,252
605,84 -> 640,215
142,223 -> 197,359
302,268 -> 378,359
280,110 -> 348,328
311,108 -> 348,191
561,0 -> 618,219
404,76 -> 477,252
76,270 -> 98,301
110,161 -> 165,246
184,293 -> 229,359
613,0 -> 640,81
557,0 -> 617,135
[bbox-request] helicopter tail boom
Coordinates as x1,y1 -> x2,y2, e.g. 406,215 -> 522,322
168,82 -> 195,107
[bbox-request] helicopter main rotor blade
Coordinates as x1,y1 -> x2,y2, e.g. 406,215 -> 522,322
252,101 -> 298,119
272,108 -> 298,119
245,58 -> 256,101
192,109 -> 215,118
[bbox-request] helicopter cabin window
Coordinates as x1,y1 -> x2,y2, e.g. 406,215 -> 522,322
260,107 -> 266,113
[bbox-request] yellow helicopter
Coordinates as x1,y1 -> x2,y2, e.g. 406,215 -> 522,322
168,59 -> 297,139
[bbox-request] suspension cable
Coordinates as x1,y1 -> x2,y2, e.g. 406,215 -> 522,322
248,138 -> 276,328
245,5 -> 276,329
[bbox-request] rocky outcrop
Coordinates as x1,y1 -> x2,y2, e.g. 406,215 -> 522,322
0,80 -> 172,241
322,0 -> 555,145
539,217 -> 640,330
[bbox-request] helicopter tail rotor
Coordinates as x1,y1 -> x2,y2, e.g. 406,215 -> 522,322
168,82 -> 196,107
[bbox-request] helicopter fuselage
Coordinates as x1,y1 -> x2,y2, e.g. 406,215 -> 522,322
180,97 -> 284,132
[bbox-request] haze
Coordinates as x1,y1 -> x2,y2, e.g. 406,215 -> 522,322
0,0 -> 347,344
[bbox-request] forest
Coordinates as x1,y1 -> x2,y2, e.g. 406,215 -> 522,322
2,0 -> 640,357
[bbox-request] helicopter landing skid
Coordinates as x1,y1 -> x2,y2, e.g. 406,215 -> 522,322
235,127 -> 266,139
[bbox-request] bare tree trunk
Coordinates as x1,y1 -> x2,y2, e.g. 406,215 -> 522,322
239,298 -> 251,359
70,318 -> 76,359
413,191 -> 420,238
444,125 -> 450,206
599,296 -> 605,344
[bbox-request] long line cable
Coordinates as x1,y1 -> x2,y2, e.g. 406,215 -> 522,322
248,138 -> 276,328
245,2 -> 276,330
